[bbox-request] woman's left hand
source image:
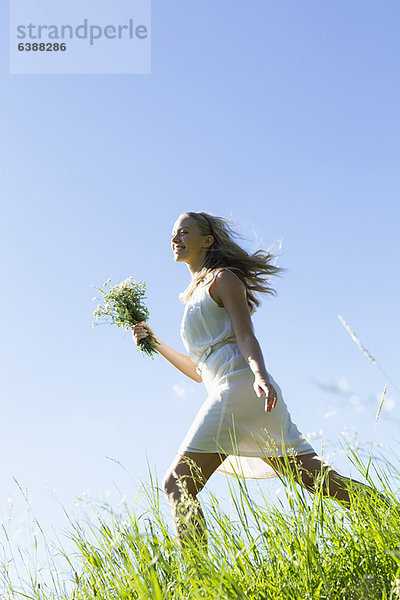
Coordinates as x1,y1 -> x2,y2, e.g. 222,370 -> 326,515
254,375 -> 278,413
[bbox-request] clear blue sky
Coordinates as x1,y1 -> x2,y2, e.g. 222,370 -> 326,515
1,0 -> 399,568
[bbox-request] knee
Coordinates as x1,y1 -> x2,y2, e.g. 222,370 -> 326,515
162,470 -> 176,498
297,469 -> 316,492
162,469 -> 188,498
162,469 -> 198,500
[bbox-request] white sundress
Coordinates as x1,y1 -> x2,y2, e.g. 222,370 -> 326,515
178,268 -> 314,479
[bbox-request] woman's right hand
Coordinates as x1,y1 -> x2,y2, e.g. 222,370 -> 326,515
132,321 -> 156,347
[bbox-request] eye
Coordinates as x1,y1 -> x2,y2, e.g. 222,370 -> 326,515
171,229 -> 188,240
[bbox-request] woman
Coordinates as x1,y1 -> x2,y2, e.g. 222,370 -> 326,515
133,211 -> 373,546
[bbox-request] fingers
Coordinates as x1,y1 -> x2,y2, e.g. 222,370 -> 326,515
132,322 -> 150,346
253,379 -> 277,413
270,384 -> 278,408
265,383 -> 278,413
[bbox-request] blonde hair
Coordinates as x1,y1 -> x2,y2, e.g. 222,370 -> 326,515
179,211 -> 283,314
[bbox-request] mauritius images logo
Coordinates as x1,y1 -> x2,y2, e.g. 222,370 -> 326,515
10,0 -> 151,75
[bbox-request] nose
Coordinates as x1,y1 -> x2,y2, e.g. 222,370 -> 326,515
171,234 -> 180,244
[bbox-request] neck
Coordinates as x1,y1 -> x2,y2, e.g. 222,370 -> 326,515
188,266 -> 202,278
187,258 -> 206,278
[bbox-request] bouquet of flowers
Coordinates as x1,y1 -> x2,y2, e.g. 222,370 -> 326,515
92,277 -> 158,357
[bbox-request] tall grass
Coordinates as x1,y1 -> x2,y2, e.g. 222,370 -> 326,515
1,443 -> 400,600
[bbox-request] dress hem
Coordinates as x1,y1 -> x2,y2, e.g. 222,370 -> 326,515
177,447 -> 315,458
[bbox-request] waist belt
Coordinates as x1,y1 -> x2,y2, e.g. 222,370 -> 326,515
195,338 -> 237,376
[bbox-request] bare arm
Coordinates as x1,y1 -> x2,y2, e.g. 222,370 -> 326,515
132,322 -> 202,383
212,270 -> 278,412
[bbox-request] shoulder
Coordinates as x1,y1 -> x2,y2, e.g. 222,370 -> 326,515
211,269 -> 247,308
212,270 -> 254,331
214,268 -> 246,291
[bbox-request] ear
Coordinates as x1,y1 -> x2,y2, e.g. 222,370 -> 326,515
202,235 -> 214,249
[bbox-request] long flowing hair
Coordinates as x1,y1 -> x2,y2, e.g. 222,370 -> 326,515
179,211 -> 283,314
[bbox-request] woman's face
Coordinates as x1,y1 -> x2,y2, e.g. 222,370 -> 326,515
171,214 -> 213,265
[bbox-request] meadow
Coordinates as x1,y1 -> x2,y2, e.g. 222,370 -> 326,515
1,325 -> 399,600
1,442 -> 399,600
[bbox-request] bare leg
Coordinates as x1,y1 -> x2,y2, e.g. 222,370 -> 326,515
265,452 -> 383,508
163,451 -> 226,547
